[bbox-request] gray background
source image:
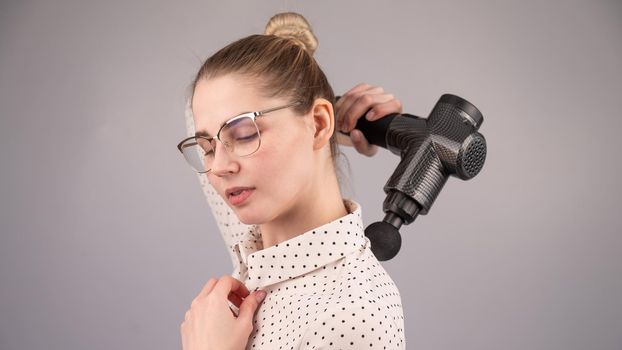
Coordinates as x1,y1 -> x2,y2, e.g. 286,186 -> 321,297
1,0 -> 621,349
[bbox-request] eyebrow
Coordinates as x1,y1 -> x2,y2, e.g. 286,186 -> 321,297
193,110 -> 253,138
194,130 -> 213,138
194,119 -> 227,138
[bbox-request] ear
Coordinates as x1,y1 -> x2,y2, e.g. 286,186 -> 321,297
308,98 -> 335,151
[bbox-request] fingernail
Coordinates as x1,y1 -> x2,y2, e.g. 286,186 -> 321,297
366,111 -> 376,120
351,130 -> 360,140
255,290 -> 266,303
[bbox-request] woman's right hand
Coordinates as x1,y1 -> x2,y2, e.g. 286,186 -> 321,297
334,83 -> 403,157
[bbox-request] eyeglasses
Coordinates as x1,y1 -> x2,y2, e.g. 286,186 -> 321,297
177,102 -> 301,173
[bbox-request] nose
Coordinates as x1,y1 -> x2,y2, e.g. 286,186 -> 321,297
209,140 -> 239,176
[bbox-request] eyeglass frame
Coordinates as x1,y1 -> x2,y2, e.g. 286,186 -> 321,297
176,101 -> 302,173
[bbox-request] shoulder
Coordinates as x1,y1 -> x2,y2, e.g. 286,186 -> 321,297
299,302 -> 404,349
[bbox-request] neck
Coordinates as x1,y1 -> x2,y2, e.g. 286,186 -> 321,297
259,157 -> 348,249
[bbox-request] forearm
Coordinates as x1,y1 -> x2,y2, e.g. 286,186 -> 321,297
185,97 -> 247,270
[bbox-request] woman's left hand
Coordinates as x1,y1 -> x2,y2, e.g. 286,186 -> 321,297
334,83 -> 403,157
181,275 -> 267,350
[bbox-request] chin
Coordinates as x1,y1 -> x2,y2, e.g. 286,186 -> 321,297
230,203 -> 268,225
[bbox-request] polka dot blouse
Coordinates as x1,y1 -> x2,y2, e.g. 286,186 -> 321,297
184,99 -> 405,349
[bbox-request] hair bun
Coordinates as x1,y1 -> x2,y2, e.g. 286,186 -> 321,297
264,12 -> 318,55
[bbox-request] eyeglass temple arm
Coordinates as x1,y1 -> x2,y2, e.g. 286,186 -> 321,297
256,102 -> 301,116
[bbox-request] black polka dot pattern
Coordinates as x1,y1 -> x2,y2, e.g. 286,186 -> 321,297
185,99 -> 405,349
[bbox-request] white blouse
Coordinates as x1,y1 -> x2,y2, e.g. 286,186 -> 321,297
185,100 -> 405,349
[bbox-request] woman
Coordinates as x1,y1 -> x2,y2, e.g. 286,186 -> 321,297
179,12 -> 405,349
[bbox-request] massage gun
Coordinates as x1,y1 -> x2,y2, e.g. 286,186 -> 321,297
337,94 -> 487,261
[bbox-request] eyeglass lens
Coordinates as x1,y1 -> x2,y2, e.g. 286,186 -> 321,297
180,116 -> 260,173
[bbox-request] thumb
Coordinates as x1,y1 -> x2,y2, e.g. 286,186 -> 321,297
351,129 -> 378,157
237,290 -> 266,322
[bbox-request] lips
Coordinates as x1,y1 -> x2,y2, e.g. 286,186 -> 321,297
226,187 -> 255,206
225,186 -> 255,197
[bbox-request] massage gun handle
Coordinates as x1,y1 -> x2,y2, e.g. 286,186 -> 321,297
335,96 -> 420,149
346,112 -> 394,149
339,113 -> 414,149
340,111 -> 426,149
334,98 -> 399,149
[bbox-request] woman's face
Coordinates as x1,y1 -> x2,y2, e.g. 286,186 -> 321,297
192,74 -> 317,224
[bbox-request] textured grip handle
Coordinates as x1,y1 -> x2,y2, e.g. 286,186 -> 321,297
335,110 -> 396,149
350,112 -> 397,148
335,95 -> 401,149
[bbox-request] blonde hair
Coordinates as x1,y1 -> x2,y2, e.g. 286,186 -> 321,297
264,12 -> 318,55
190,12 -> 351,192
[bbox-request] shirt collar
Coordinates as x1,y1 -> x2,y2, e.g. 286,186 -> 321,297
232,199 -> 369,291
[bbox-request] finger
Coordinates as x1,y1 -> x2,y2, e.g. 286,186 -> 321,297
365,98 -> 403,121
335,129 -> 354,147
196,278 -> 219,301
335,82 -> 371,111
336,85 -> 381,129
237,290 -> 266,324
211,275 -> 250,300
351,129 -> 379,157
336,86 -> 383,129
228,291 -> 244,308
341,92 -> 393,132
